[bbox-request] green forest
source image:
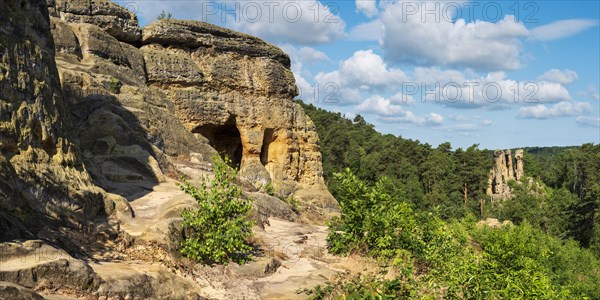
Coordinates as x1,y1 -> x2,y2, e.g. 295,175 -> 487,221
297,100 -> 600,299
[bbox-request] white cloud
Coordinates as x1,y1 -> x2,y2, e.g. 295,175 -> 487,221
579,85 -> 600,101
530,19 -> 599,41
281,45 -> 331,102
315,50 -> 409,103
416,69 -> 571,108
576,116 -> 600,128
356,95 -> 403,115
230,0 -> 346,45
137,0 -> 346,45
380,2 -> 529,70
348,19 -> 384,41
479,119 -> 493,126
355,95 -> 441,126
537,69 -> 578,85
373,2 -> 596,71
312,50 -> 572,108
449,114 -> 468,122
356,0 -> 378,18
281,45 -> 329,65
377,112 -> 444,126
518,101 -> 593,119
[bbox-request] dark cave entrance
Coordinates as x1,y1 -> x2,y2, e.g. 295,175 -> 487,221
260,128 -> 274,167
194,118 -> 243,168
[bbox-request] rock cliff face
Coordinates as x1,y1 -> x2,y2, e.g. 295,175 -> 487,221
486,149 -> 524,201
46,0 -> 335,208
0,0 -> 106,241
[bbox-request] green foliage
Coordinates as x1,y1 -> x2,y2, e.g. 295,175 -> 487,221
109,77 -> 120,94
300,272 -> 417,300
157,9 -> 172,20
263,182 -> 274,196
319,168 -> 600,299
178,156 -> 253,265
300,99 -> 600,255
327,169 -> 423,257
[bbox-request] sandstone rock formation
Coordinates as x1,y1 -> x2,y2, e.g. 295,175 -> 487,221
515,149 -> 524,181
46,0 -> 336,211
0,0 -> 107,242
486,149 -> 525,201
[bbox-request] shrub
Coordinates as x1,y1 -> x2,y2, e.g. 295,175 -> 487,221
178,156 -> 253,265
327,169 -> 423,257
157,9 -> 172,20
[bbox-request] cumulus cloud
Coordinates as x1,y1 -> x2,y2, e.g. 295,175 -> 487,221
356,0 -> 379,18
356,95 -> 403,115
380,2 -> 529,70
137,0 -> 346,45
311,50 -> 572,108
414,69 -> 571,108
537,69 -> 578,85
315,50 -> 409,103
576,116 -> 600,128
530,19 -> 599,41
229,0 -> 346,44
355,95 -> 441,126
372,2 -> 597,71
281,45 -> 329,64
518,101 -> 593,119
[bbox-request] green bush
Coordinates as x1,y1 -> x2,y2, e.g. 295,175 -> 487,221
327,169 -> 423,257
157,9 -> 172,20
178,156 -> 253,265
321,168 -> 600,299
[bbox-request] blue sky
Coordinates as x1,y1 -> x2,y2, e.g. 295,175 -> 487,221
125,0 -> 599,150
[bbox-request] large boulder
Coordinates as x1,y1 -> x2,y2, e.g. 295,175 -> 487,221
141,19 -> 291,67
141,20 -> 336,213
48,0 -> 141,44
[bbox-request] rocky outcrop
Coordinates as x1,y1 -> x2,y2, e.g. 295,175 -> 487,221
0,240 -> 100,293
140,19 -> 335,210
48,0 -> 141,44
45,0 -> 336,212
486,149 -> 525,201
0,0 -> 107,241
515,149 -> 524,181
0,281 -> 44,300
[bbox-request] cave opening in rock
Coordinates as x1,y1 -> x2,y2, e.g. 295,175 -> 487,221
260,128 -> 274,167
194,118 -> 243,168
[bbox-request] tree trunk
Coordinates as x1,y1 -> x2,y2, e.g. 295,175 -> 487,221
479,198 -> 484,218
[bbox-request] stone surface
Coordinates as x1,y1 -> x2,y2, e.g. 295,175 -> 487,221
0,240 -> 100,293
0,281 -> 44,300
49,0 -> 141,44
515,149 -> 524,181
49,2 -> 336,214
486,148 -> 525,201
140,20 -> 334,208
141,19 -> 291,67
0,0 -> 106,241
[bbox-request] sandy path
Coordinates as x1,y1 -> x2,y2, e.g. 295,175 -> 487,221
95,164 -> 343,299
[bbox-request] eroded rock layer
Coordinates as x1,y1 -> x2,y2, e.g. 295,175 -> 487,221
46,1 -> 336,210
0,0 -> 105,241
486,149 -> 525,201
